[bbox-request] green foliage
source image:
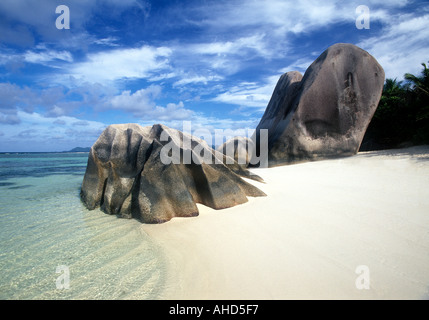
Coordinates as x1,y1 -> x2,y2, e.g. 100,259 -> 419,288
361,61 -> 429,150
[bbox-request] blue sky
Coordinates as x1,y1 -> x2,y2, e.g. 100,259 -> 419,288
1,0 -> 428,152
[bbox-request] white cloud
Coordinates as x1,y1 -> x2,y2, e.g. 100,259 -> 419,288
0,51 -> 19,66
24,50 -> 73,64
175,34 -> 276,76
212,75 -> 282,109
173,75 -> 223,87
0,111 -> 107,152
109,85 -> 162,113
358,13 -> 429,80
93,37 -> 120,47
0,45 -> 77,73
3,0 -> 427,152
67,45 -> 172,83
106,85 -> 195,121
190,0 -> 349,37
0,79 -> 201,129
0,81 -> 113,120
156,0 -> 416,99
280,58 -> 314,75
191,34 -> 270,57
212,0 -> 409,31
151,102 -> 194,121
160,33 -> 281,93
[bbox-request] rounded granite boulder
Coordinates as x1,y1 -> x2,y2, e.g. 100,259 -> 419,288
253,43 -> 385,166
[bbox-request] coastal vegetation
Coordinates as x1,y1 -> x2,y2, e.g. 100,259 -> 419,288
361,61 -> 429,150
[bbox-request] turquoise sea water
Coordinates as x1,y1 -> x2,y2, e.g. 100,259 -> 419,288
0,152 -> 167,299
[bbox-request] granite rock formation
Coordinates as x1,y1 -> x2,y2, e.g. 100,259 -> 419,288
253,43 -> 385,166
81,123 -> 265,223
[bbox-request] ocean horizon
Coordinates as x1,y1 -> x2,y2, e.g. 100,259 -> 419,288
0,152 -> 167,299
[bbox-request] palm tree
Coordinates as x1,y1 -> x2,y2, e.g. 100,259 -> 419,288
384,78 -> 404,94
404,62 -> 429,96
361,61 -> 429,150
404,62 -> 429,142
373,78 -> 406,122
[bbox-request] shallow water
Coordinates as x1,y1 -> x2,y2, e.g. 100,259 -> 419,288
0,152 -> 167,300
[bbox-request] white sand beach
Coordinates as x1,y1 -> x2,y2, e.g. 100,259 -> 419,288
141,146 -> 429,300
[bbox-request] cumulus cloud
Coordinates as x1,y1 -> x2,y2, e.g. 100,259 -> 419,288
161,0 -> 418,88
66,45 -> 172,84
0,83 -> 36,119
0,80 -> 199,127
109,85 -> 161,112
0,111 -> 107,152
107,85 -> 195,121
0,82 -> 82,121
151,102 -> 194,121
2,0 -> 427,152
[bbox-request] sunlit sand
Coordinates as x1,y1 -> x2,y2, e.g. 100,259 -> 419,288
142,146 -> 429,300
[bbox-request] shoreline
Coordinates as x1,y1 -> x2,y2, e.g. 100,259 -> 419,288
141,146 -> 429,299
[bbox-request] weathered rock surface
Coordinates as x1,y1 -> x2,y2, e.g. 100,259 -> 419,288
253,71 -> 303,152
81,123 -> 265,223
253,43 -> 385,166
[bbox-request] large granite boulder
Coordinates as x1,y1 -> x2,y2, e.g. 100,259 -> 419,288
253,71 -> 303,153
253,43 -> 385,166
81,123 -> 265,223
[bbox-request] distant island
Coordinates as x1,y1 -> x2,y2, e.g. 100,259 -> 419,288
63,147 -> 91,153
